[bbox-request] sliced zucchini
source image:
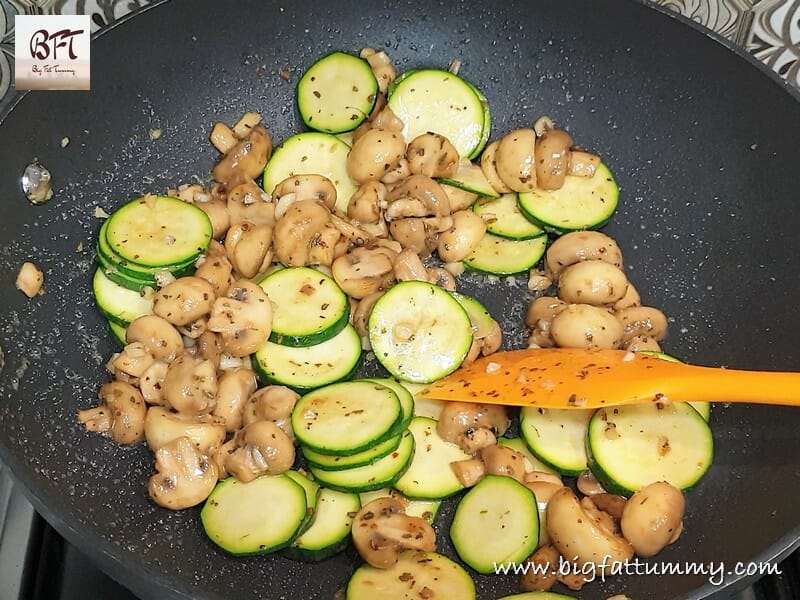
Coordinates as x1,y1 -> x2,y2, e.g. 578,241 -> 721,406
463,232 -> 547,276
107,320 -> 127,346
258,267 -> 349,347
438,159 -> 499,198
638,351 -> 711,420
297,51 -> 378,134
358,488 -> 441,524
284,487 -> 361,562
283,470 -> 321,535
308,429 -> 415,493
96,252 -> 152,292
497,437 -> 557,475
587,402 -> 714,496
262,132 -> 356,215
473,193 -> 546,240
292,380 -> 402,456
517,163 -> 618,234
92,268 -> 153,326
394,416 -> 471,500
368,281 -> 473,383
387,69 -> 488,158
519,407 -> 594,476
412,397 -> 445,420
450,291 -> 496,338
104,196 -> 211,268
346,550 -> 476,600
302,433 -> 402,471
449,475 -> 539,574
365,377 -> 414,436
251,324 -> 361,392
200,474 -> 307,556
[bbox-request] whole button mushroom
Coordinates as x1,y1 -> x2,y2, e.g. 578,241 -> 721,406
406,132 -> 459,178
153,276 -> 216,327
557,260 -> 630,306
494,128 -> 538,192
163,354 -> 218,415
550,304 -> 624,350
220,420 -> 295,482
544,231 -> 624,280
437,402 -> 510,454
616,306 -> 669,343
206,280 -> 273,357
77,381 -> 147,445
621,481 -> 685,557
125,315 -> 184,363
347,128 -> 407,183
242,384 -> 299,441
148,436 -> 218,510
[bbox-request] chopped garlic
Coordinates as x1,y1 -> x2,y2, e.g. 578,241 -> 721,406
485,361 -> 501,374
94,206 -> 110,218
15,262 -> 44,298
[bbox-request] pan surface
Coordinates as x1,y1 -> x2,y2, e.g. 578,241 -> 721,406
1,1 -> 799,598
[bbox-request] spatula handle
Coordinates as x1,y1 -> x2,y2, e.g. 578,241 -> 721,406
668,366 -> 800,406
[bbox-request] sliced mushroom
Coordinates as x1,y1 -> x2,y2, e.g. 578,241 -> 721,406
479,444 -> 526,482
153,277 -> 216,327
126,315 -> 184,362
144,406 -> 226,454
546,488 -> 634,571
392,247 -> 428,282
495,128 -> 538,192
360,48 -> 396,94
77,381 -> 146,444
623,335 -> 662,353
440,183 -> 479,212
224,220 -> 274,279
207,280 -> 273,356
437,209 -> 486,263
194,251 -> 235,298
162,354 -> 218,415
386,174 -> 451,219
219,420 -> 295,482
437,402 -> 510,454
525,296 -> 567,348
620,481 -> 685,557
212,124 -> 272,186
192,193 -> 230,239
480,140 -> 512,194
613,282 -> 641,311
226,180 -> 275,227
139,360 -> 168,405
427,266 -> 456,291
242,385 -> 299,441
196,330 -> 222,366
351,497 -> 436,569
352,291 -> 384,348
347,128 -> 407,183
148,436 -> 218,510
568,150 -> 602,178
388,217 -> 438,257
450,458 -> 486,487
272,199 -> 339,267
332,247 -> 395,299
520,544 -> 560,592
272,174 -> 337,214
348,181 -> 387,225
112,342 -> 155,379
576,470 -> 607,496
406,133 -> 459,178
535,128 -> 573,190
213,368 -> 258,432
177,317 -> 207,340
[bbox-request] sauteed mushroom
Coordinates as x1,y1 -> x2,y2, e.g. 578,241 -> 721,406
480,140 -> 512,194
479,444 -> 527,482
621,481 -> 685,557
360,47 -> 396,94
242,385 -> 299,440
437,209 -> 486,263
162,354 -> 218,415
437,402 -> 510,453
139,361 -> 168,405
213,368 -> 258,432
15,262 -> 44,298
207,280 -> 273,356
406,132 -> 459,178
212,124 -> 272,186
226,180 -> 275,227
272,174 -> 337,215
148,436 -> 218,510
550,303 -> 624,349
520,544 -> 560,592
494,128 -> 538,192
347,128 -> 406,183
112,342 -> 155,380
616,306 -> 668,342
351,497 -> 436,568
194,250 -> 235,298
224,220 -> 274,278
218,420 -> 295,482
153,277 -> 216,326
77,381 -> 146,444
272,199 -> 340,267
450,458 -> 486,487
126,315 -> 183,362
144,406 -> 226,454
558,260 -> 629,306
544,230 -> 623,280
348,181 -> 387,225
331,246 -> 395,299
535,128 -> 572,190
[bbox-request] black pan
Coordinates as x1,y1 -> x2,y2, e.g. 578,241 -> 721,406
1,1 -> 799,598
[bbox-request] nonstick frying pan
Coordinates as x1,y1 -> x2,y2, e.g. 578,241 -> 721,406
1,1 -> 799,598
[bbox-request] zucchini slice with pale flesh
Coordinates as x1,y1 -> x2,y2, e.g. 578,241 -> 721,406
473,193 -> 546,240
450,291 -> 496,338
284,487 -> 361,562
638,351 -> 711,420
463,232 -> 547,275
104,195 -> 212,268
365,377 -> 415,436
302,433 -> 402,471
292,380 -> 402,456
517,163 -> 618,234
258,266 -> 349,347
297,51 -> 378,134
200,474 -> 308,556
346,550 -> 476,600
262,132 -> 356,215
519,407 -> 594,476
388,69 -> 488,158
368,281 -> 473,383
251,323 -> 361,392
308,429 -> 415,493
394,416 -> 472,500
587,402 -> 714,496
449,475 -> 539,574
92,269 -> 153,326
283,470 -> 320,536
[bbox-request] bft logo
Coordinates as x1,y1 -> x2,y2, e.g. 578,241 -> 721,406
15,15 -> 91,91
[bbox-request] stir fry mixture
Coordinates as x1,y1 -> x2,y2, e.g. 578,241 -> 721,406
78,47 -> 713,598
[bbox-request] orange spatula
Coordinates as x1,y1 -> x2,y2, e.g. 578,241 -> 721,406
417,348 -> 800,409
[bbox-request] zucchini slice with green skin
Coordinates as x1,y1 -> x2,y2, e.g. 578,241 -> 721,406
302,433 -> 402,471
394,416 -> 472,500
200,474 -> 308,556
519,407 -> 594,476
283,470 -> 321,536
517,163 -> 619,234
251,324 -> 361,393
473,193 -> 546,240
587,402 -> 714,496
463,232 -> 547,276
308,429 -> 415,493
637,351 -> 711,420
262,132 -> 356,216
297,51 -> 378,134
92,269 -> 153,326
107,320 -> 127,346
292,380 -> 402,456
365,377 -> 414,437
258,267 -> 349,347
449,475 -> 539,574
450,292 -> 496,338
438,159 -> 499,198
368,281 -> 473,384
284,487 -> 361,562
346,550 -> 476,600
104,196 -> 212,268
358,488 -> 441,524
387,69 -> 488,158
